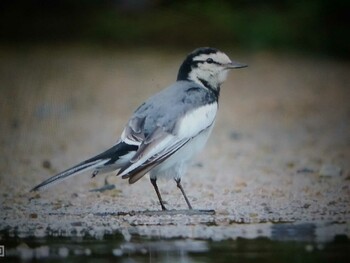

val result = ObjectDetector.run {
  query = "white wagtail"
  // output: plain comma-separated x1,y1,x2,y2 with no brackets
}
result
31,47,247,210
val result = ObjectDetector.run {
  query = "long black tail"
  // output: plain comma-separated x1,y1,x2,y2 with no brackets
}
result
30,142,138,192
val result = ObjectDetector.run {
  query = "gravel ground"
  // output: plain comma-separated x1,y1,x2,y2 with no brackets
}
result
0,46,349,243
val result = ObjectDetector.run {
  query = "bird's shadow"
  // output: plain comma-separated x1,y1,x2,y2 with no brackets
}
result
89,184,215,216
94,209,215,217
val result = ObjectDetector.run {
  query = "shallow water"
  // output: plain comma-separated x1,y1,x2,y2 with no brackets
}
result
2,222,349,262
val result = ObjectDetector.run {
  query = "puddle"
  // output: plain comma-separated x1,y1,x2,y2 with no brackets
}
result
1,222,349,262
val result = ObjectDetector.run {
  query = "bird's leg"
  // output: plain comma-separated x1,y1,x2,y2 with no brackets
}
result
175,178,193,210
150,178,167,211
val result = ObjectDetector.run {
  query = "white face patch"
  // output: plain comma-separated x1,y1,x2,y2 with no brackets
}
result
188,52,233,89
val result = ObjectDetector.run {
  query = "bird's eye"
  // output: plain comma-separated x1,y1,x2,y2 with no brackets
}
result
206,58,214,64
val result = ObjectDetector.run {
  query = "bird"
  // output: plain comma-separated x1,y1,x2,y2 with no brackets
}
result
31,47,247,210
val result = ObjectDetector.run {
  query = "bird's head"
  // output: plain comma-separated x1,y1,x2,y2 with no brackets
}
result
177,47,246,92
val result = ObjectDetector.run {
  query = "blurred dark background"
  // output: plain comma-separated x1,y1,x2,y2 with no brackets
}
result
0,0,349,58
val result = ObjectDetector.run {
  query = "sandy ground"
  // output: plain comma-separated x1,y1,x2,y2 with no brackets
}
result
0,46,349,242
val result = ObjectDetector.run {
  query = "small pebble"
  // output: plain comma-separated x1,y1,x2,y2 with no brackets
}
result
42,160,52,169
229,131,243,140
71,221,83,227
30,213,38,219
303,203,311,209
11,118,20,129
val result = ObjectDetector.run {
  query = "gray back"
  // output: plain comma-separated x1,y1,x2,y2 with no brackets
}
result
132,80,218,136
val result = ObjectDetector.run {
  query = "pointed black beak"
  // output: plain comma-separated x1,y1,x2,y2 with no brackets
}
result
226,61,248,69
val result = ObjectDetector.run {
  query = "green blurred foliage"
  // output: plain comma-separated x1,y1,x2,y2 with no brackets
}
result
0,0,349,58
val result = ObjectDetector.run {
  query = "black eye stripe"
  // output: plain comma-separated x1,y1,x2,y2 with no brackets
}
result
191,59,222,68
204,59,221,65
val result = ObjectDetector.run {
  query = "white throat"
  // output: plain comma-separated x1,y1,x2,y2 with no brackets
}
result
188,67,229,91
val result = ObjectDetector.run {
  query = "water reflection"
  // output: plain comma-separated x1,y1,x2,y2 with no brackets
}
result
1,222,349,262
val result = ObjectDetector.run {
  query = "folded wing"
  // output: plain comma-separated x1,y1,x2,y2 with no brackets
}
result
118,103,217,183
